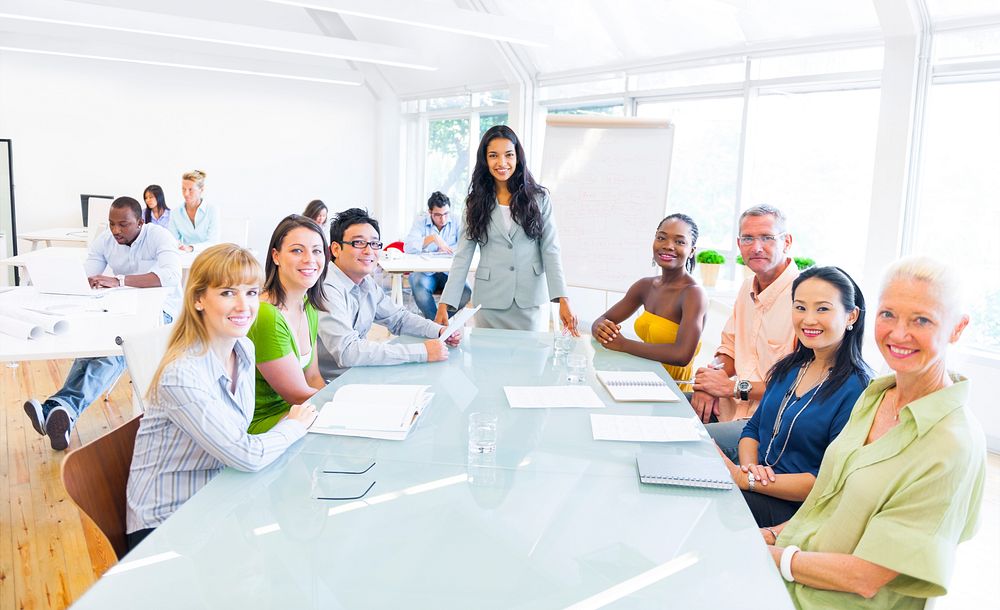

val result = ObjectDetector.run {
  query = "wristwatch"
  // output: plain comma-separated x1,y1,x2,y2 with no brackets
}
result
116,274,126,287
736,379,752,401
747,471,756,492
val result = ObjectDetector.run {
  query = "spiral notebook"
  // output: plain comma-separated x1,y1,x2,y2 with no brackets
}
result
596,370,678,402
636,453,734,490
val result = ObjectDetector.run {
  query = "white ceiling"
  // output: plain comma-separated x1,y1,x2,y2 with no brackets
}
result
1,0,998,98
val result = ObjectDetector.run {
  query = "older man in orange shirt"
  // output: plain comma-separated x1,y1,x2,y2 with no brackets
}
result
692,204,798,460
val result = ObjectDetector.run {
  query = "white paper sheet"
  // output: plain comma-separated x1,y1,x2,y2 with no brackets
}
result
0,314,44,340
504,385,605,409
438,304,481,343
590,414,702,442
311,385,432,440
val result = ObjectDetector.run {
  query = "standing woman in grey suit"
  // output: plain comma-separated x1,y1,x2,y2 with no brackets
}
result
435,125,579,334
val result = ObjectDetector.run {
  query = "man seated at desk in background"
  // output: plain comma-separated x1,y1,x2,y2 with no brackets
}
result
317,207,462,381
23,196,181,451
692,204,798,461
402,191,471,319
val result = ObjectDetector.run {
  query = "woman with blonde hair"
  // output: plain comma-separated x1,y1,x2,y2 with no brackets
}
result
762,256,985,609
125,244,316,551
168,169,220,252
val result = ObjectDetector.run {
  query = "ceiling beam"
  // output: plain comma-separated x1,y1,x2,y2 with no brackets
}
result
0,0,437,70
0,31,364,84
263,0,550,47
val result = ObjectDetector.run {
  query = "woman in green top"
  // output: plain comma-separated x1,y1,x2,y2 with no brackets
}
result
761,256,986,610
247,214,329,433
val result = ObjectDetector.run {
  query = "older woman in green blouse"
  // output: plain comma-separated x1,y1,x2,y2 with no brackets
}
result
761,256,986,609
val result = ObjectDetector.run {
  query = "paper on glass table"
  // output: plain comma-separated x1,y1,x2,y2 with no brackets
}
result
310,384,433,440
590,414,701,442
438,304,481,343
504,385,605,409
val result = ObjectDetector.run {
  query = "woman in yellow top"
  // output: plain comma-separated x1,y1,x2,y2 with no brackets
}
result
591,214,707,389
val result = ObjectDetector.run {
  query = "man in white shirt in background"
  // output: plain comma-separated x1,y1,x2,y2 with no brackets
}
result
402,191,471,319
23,196,181,451
317,207,461,382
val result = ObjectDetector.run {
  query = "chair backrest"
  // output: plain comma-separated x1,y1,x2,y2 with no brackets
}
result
117,325,173,415
86,196,114,245
220,216,250,247
61,415,143,560
384,240,405,253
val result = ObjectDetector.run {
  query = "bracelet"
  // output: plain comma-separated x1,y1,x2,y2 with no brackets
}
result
764,527,778,544
780,545,800,582
746,471,756,492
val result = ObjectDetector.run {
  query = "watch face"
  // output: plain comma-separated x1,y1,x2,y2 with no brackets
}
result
737,380,752,392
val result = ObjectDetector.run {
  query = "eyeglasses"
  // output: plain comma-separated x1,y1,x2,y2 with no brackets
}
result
430,212,450,219
338,240,383,251
316,461,376,501
738,234,784,246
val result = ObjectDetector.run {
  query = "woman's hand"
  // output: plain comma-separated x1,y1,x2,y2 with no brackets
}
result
745,463,776,487
559,298,579,337
285,402,318,428
591,318,621,345
434,304,450,326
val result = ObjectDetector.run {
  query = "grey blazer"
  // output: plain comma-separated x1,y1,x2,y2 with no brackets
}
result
441,193,569,310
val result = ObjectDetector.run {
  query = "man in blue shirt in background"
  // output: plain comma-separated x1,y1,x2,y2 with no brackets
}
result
403,191,471,319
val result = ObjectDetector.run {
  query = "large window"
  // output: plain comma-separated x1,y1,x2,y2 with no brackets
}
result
424,117,471,206
636,97,744,253
912,80,1000,351
742,88,881,277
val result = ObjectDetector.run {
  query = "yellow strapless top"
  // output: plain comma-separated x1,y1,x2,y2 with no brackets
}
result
634,310,700,390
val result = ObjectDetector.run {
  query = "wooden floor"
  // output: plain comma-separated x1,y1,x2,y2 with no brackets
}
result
1,354,998,609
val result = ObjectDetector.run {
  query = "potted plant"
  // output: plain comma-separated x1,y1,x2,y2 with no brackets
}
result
794,256,815,271
735,255,754,279
696,250,725,287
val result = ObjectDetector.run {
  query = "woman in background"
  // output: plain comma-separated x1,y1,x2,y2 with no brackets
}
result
591,213,706,390
436,125,578,334
142,184,171,229
169,169,220,252
764,257,985,609
125,244,316,550
303,200,328,227
720,266,871,527
247,214,328,433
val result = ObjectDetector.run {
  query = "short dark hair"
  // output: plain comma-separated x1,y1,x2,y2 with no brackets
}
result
263,214,329,312
329,208,380,258
427,191,450,210
111,196,142,220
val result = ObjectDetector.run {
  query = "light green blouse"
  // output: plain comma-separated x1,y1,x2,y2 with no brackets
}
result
777,374,985,610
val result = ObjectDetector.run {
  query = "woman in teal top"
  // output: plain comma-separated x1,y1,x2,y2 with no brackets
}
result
761,257,985,610
247,214,329,433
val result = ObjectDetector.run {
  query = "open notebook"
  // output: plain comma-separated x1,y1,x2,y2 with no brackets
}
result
596,370,679,402
311,384,432,440
636,453,734,490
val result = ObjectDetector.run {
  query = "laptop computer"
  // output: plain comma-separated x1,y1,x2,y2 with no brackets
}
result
26,257,121,297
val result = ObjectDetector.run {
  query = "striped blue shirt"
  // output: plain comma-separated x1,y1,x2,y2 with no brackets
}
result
125,338,307,533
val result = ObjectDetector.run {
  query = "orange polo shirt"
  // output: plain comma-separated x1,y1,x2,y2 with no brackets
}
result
715,259,798,419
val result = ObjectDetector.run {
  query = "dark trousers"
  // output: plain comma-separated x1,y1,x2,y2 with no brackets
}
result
127,527,155,551
742,490,802,527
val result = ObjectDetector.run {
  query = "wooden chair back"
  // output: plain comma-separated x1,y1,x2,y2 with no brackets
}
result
61,415,143,559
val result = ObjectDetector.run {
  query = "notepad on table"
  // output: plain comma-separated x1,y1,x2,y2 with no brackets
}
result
310,384,432,440
636,453,733,490
590,414,701,442
596,371,678,402
504,385,605,409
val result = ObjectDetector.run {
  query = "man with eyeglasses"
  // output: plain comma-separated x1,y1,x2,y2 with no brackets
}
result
692,204,799,461
316,207,462,382
402,191,472,319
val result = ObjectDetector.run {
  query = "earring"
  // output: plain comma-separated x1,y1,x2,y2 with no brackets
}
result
847,324,854,331
196,306,203,311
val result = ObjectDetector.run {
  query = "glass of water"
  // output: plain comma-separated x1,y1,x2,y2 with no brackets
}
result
565,353,588,383
552,333,573,359
468,412,498,454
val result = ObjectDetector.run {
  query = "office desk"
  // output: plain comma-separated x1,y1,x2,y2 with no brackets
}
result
378,252,478,306
0,246,197,281
0,287,168,362
18,226,89,250
71,329,793,609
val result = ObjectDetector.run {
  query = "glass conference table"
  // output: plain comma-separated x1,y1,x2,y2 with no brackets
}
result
71,328,794,609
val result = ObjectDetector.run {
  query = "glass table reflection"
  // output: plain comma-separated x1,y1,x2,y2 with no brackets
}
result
71,328,794,609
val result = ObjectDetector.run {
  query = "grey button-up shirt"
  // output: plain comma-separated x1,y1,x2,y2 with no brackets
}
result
317,263,442,381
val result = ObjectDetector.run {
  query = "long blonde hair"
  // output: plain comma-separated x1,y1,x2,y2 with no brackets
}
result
146,244,262,404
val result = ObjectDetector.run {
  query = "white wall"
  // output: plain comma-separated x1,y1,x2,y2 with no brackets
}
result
0,51,377,254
